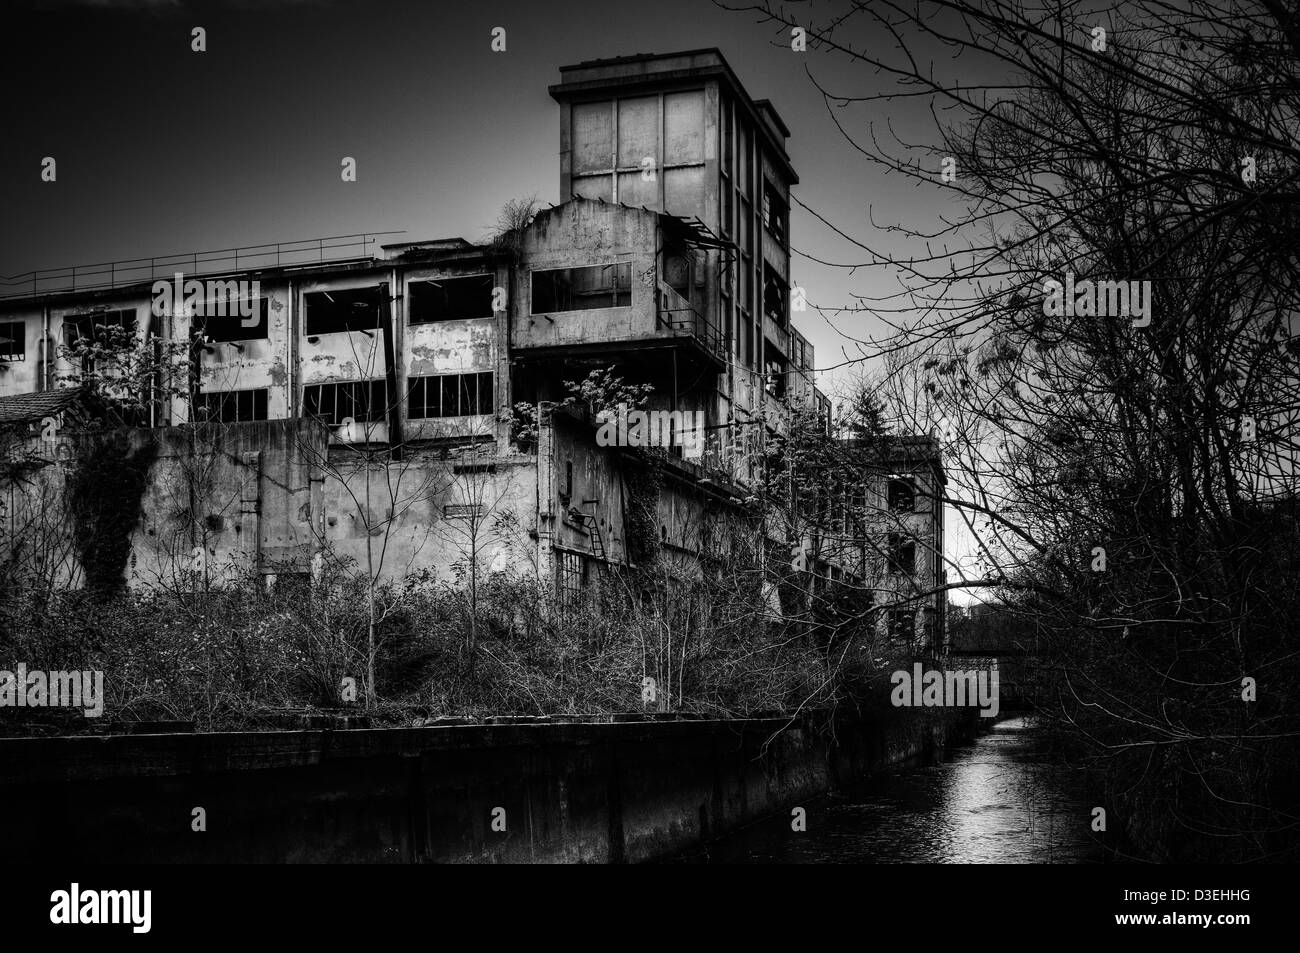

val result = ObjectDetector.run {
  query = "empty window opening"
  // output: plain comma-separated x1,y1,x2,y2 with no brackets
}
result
193,297,270,342
888,477,916,512
763,344,788,399
531,263,631,314
304,287,383,336
887,533,917,575
304,380,389,426
407,372,494,418
63,309,137,374
63,309,136,347
409,275,495,323
193,389,269,424
762,180,788,245
762,264,788,329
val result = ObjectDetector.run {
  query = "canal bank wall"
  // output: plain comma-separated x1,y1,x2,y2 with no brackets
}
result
0,708,979,863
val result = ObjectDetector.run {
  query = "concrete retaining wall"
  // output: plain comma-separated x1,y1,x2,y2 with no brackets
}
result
0,709,977,863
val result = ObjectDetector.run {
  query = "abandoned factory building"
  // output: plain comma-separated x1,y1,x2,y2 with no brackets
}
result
0,49,947,648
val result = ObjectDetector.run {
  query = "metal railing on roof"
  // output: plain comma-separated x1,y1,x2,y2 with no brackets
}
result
0,231,405,301
656,281,725,362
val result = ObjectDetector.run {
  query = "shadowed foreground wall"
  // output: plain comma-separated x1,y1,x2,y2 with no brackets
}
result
0,711,977,863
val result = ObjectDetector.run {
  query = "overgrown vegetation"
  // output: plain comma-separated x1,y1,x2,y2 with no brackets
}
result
0,559,907,734
0,368,914,733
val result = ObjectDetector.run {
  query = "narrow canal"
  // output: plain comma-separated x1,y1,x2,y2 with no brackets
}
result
674,715,1106,863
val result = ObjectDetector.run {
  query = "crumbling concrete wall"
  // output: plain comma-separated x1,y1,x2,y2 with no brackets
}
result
0,419,326,591
129,419,325,588
515,201,659,350
318,447,540,587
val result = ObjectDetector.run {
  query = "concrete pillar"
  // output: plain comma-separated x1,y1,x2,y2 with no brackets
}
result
536,401,557,594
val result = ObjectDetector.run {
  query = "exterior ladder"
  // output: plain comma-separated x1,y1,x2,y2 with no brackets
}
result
570,507,606,560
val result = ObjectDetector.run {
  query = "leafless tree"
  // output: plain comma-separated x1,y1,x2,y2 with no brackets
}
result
720,0,1300,859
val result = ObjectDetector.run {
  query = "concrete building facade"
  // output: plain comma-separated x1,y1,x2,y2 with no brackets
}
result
0,50,945,649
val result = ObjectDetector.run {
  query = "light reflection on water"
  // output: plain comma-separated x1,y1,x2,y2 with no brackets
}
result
675,715,1104,864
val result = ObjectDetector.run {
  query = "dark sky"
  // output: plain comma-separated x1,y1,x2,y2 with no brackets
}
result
0,0,971,392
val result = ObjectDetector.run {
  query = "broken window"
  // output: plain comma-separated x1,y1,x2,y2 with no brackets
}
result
193,297,269,343
407,372,494,418
192,388,269,424
762,264,788,328
303,287,383,336
762,180,788,245
850,485,868,541
62,309,137,374
763,343,787,399
303,380,389,425
408,275,495,323
888,477,916,512
0,321,25,361
62,309,136,347
887,533,917,575
531,263,631,314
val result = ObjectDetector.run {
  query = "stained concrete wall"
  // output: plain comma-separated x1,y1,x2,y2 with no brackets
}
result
514,201,660,351
320,449,540,585
187,280,295,420
0,709,977,863
129,419,325,586
1,418,544,591
0,419,327,591
538,405,751,576
130,419,543,588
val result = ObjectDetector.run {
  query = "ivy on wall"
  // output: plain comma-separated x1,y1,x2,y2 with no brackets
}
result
623,448,665,566
66,431,156,597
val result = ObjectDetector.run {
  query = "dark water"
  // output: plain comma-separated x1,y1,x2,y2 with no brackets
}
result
676,715,1105,863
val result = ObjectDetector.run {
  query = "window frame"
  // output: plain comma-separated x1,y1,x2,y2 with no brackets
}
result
406,371,495,419
192,388,270,424
762,179,789,245
407,274,496,324
303,287,384,337
192,296,270,343
530,262,632,315
0,321,25,362
887,532,917,575
888,477,917,513
302,379,390,426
